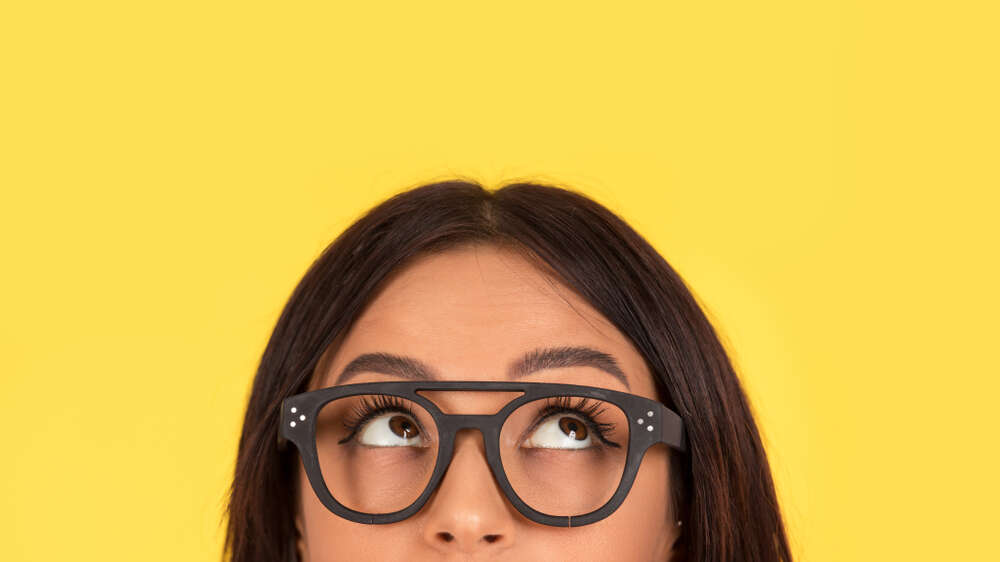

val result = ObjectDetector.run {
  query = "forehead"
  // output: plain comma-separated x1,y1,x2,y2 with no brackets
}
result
313,244,657,400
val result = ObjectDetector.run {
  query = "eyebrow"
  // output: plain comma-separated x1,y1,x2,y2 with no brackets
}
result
333,346,631,389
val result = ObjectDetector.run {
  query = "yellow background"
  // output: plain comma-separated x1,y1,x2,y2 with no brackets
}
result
2,1,997,560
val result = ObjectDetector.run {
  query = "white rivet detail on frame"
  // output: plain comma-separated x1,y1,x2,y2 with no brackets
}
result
647,411,654,417
637,418,644,424
290,421,296,428
299,414,306,421
291,407,297,413
647,425,653,432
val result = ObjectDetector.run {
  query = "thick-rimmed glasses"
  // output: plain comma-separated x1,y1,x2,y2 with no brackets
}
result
277,380,686,527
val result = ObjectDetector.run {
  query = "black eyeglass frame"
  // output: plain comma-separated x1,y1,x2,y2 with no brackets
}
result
277,380,687,527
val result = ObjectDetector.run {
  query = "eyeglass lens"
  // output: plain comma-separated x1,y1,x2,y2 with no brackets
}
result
313,393,630,517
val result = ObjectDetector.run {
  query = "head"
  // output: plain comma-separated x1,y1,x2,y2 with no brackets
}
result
224,180,792,561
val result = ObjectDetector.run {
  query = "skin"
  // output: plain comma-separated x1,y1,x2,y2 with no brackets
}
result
295,243,679,561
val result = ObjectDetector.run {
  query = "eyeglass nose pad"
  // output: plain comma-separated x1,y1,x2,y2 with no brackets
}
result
430,426,511,505
449,427,488,456
430,422,507,496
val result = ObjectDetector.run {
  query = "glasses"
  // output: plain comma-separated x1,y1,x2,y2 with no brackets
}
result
277,380,686,527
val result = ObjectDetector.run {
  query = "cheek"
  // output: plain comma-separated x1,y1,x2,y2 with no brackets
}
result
295,449,676,562
625,445,673,519
297,465,423,561
591,445,675,555
507,446,676,561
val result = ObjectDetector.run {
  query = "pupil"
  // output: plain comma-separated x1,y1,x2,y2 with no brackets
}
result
389,415,418,439
559,417,588,440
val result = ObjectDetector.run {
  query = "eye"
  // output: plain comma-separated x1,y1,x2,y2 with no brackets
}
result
523,414,593,450
357,413,424,447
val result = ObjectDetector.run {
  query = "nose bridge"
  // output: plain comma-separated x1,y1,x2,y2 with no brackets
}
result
446,413,499,431
422,415,516,552
440,414,498,456
437,415,502,480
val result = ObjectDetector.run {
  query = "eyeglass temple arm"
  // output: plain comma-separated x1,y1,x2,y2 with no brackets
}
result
276,400,290,451
658,403,688,453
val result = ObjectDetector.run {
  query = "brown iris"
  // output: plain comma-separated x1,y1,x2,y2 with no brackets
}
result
558,416,588,440
388,415,419,439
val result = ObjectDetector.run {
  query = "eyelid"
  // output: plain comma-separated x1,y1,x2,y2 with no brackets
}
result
518,397,620,449
357,411,426,447
339,395,429,445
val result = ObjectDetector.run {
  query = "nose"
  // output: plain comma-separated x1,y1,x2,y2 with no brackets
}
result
420,428,516,554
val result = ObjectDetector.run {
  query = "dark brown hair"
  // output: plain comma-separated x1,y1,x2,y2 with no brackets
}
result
223,179,793,561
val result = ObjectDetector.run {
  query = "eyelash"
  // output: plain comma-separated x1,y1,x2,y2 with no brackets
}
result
530,396,621,449
338,395,620,448
338,395,425,445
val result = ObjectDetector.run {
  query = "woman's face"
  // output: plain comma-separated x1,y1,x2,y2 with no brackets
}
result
296,244,679,561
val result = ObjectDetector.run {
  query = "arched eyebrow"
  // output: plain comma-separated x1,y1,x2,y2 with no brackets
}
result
333,345,631,389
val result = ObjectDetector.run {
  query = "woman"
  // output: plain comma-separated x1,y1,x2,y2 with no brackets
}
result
224,180,793,561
